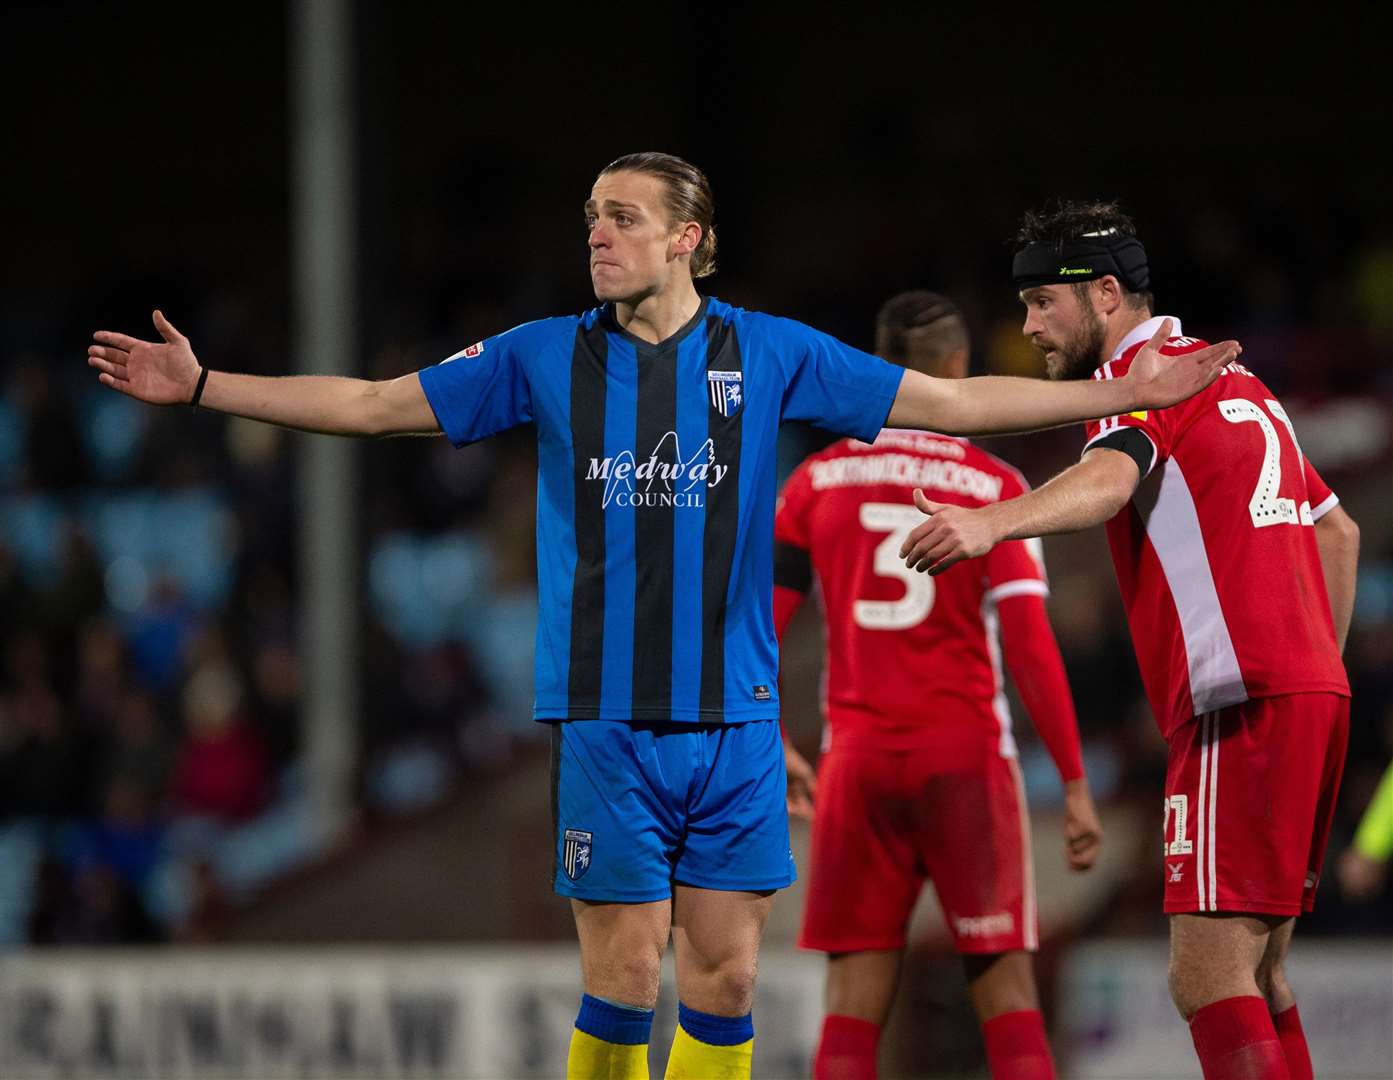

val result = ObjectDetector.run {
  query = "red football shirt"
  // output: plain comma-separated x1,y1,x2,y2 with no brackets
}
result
774,430,1050,759
1082,316,1350,737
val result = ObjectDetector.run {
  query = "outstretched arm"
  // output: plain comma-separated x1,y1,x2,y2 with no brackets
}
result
88,311,439,437
885,319,1239,435
900,448,1140,574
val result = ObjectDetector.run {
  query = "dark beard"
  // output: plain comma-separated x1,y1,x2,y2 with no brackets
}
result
1046,307,1108,381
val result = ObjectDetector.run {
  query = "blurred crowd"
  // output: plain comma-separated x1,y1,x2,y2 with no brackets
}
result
2,192,1392,948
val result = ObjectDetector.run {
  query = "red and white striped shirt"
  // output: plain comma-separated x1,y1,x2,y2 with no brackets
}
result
1083,316,1349,737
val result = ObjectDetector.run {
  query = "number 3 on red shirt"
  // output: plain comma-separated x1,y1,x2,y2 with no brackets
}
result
853,502,937,630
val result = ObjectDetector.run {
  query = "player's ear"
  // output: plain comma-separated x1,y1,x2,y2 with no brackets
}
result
1096,275,1124,316
672,220,702,259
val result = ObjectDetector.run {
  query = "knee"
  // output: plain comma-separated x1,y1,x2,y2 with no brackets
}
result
709,959,758,1014
584,950,663,1008
1168,955,1204,1022
684,955,758,1015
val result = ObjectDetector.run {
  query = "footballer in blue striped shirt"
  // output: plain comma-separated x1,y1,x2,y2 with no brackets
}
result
89,152,1239,1078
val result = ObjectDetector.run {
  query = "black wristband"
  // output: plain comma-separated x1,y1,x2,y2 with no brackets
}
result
189,366,210,408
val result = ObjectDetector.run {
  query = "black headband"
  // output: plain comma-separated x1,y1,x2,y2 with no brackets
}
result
1012,229,1150,293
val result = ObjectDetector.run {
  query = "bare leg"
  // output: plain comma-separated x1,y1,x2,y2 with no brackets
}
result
1255,917,1297,1014
964,952,1055,1080
1170,913,1290,1080
962,950,1040,1022
572,897,672,1009
824,949,903,1026
1259,918,1313,1080
669,884,774,1015
1168,912,1274,1020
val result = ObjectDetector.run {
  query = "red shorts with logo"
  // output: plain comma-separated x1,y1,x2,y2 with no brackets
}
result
1162,692,1348,916
798,745,1036,955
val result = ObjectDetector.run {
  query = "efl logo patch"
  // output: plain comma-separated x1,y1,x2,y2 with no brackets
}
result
442,341,485,364
563,828,592,881
708,370,743,417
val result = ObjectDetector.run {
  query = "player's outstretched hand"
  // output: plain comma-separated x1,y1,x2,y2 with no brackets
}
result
1125,317,1241,411
1063,778,1103,872
88,310,201,405
899,489,1000,575
784,740,817,822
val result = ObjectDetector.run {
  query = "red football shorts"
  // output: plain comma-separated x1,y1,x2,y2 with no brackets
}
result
1162,692,1348,916
798,746,1036,955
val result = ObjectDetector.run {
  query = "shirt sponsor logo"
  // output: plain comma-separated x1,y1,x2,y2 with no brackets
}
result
563,828,592,881
586,432,729,509
809,454,1004,502
951,911,1014,938
708,370,744,417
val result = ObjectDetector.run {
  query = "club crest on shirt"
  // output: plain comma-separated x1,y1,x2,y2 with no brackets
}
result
563,828,592,881
708,369,743,417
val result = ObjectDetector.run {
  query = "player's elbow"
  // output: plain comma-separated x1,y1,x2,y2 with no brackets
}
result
1095,458,1141,521
357,383,393,437
1104,488,1133,521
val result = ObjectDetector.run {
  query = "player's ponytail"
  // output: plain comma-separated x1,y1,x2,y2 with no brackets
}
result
600,152,718,279
692,223,717,280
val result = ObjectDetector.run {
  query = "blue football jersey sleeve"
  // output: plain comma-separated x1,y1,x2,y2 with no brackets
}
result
772,317,904,441
417,322,543,446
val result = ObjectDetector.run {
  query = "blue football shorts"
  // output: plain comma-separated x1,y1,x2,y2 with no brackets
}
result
550,718,796,902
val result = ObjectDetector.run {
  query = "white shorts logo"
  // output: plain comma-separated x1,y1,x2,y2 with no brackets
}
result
951,912,1014,938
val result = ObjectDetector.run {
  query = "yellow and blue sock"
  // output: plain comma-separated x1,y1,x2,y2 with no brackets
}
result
567,994,654,1080
663,1002,754,1079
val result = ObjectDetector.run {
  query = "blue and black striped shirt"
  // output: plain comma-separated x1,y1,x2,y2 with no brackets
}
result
418,296,903,724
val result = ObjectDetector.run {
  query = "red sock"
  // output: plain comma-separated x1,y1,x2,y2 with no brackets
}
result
813,1014,879,1080
1272,1005,1312,1080
981,1009,1056,1080
1189,996,1290,1080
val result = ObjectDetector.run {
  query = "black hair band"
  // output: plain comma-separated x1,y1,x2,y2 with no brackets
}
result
189,366,210,408
1012,234,1150,293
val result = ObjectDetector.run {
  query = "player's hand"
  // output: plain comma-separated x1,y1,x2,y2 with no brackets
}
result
1335,846,1386,901
88,310,202,405
1124,317,1241,410
899,489,1000,575
784,740,817,821
1063,778,1103,872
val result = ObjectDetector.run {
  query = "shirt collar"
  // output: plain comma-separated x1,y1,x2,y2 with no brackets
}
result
1111,315,1183,362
